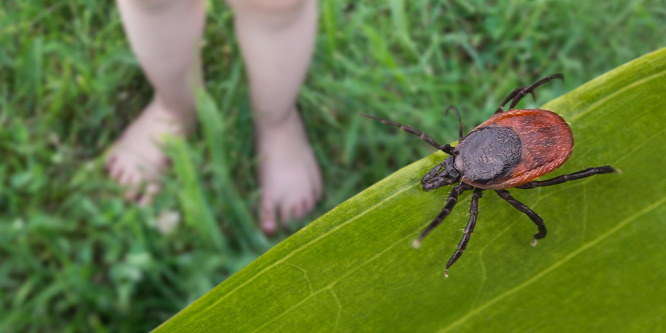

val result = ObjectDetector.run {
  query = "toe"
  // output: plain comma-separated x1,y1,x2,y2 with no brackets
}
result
122,172,140,200
137,183,161,207
279,202,292,225
121,172,135,186
109,164,123,181
105,154,117,169
260,202,278,235
292,200,306,221
291,199,309,221
124,185,140,202
302,198,314,218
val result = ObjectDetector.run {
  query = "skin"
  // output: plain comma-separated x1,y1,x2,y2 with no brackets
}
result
108,0,322,233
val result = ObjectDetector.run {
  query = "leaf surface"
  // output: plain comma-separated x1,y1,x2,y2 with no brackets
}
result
155,48,666,332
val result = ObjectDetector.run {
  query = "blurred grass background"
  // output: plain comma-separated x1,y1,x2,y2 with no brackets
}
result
0,0,663,331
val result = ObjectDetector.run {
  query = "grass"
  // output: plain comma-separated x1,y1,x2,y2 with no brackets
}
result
1,0,664,331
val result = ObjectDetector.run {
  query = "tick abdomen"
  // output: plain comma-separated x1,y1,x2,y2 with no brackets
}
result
459,109,574,189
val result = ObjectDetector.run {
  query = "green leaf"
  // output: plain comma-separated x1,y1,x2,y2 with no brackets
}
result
155,48,666,332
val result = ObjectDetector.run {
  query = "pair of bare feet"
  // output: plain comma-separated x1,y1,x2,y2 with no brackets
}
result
105,97,322,234
110,0,321,234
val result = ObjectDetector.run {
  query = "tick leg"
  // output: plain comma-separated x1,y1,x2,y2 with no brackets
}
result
517,165,616,189
412,183,471,248
445,105,463,141
421,160,448,191
495,189,546,246
359,114,454,154
494,87,536,114
508,73,564,109
494,73,564,113
445,187,483,278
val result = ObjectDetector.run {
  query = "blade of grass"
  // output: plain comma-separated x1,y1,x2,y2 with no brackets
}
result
167,137,228,253
196,90,270,251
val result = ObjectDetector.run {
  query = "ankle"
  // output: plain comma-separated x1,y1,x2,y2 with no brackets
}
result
147,96,196,132
253,106,301,133
255,116,302,147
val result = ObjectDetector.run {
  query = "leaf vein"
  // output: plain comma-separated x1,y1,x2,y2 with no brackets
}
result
568,70,665,122
204,184,416,313
439,195,666,333
329,289,342,332
253,231,417,331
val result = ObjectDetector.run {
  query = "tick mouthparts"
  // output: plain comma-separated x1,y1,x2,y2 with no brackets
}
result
411,239,421,249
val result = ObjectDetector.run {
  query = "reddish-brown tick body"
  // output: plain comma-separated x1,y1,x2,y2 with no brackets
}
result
456,109,573,190
361,74,615,277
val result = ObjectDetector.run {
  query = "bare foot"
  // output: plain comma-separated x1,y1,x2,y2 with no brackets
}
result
256,110,323,234
105,98,192,205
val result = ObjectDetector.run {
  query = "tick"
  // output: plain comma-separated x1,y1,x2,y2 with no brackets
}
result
362,74,616,277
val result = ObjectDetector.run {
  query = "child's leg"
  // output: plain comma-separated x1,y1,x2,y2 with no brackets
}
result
108,0,205,205
227,0,322,234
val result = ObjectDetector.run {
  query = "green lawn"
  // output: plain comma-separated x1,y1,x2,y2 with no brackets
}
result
1,0,664,331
